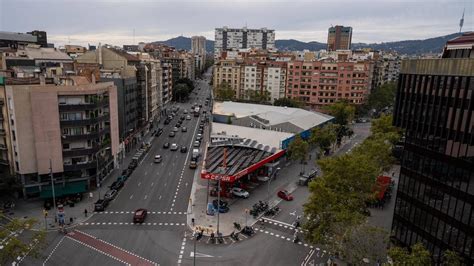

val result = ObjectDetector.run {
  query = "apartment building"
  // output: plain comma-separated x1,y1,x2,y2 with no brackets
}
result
286,60,371,110
214,27,275,58
0,81,14,186
372,53,401,88
392,33,474,264
327,25,353,51
3,77,119,198
192,36,206,71
213,59,287,103
161,62,173,104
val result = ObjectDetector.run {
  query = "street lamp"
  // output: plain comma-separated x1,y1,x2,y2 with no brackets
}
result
49,159,57,223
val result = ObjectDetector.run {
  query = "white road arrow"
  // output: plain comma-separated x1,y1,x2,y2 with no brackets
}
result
190,252,214,258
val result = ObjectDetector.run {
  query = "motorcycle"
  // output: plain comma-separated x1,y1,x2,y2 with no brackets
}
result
233,222,241,230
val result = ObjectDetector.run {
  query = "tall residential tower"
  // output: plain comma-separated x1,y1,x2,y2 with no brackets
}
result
214,27,275,58
327,25,352,51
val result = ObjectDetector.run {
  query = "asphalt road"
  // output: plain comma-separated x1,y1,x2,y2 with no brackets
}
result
25,69,372,266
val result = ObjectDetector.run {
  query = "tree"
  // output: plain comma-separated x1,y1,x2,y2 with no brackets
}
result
370,114,401,144
244,90,270,104
172,83,191,102
443,250,462,266
0,216,47,264
287,135,309,163
324,100,355,126
309,123,337,155
273,98,302,108
214,82,235,101
366,82,397,112
303,152,380,246
388,243,432,265
340,224,389,264
175,77,194,91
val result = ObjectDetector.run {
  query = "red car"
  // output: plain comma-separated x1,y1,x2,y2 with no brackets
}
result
133,208,148,223
277,190,294,201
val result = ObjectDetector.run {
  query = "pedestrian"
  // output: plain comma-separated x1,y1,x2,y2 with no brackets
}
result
69,217,73,224
84,209,88,217
191,218,195,227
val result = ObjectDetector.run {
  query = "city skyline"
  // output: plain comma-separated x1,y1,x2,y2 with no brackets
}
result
0,0,472,47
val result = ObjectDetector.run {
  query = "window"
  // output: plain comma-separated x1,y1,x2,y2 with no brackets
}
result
62,143,70,150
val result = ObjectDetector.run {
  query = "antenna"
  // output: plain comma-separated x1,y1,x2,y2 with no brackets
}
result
459,8,465,33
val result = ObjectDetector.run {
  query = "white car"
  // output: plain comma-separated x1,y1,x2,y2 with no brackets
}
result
170,143,178,151
186,115,191,120
154,155,162,163
231,187,249,198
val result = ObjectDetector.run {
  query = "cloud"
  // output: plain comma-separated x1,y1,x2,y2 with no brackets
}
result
0,0,472,47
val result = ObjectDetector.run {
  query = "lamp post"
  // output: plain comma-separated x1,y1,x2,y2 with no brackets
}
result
193,231,197,266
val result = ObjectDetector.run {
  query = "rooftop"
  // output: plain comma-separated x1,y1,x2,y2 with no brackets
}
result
24,46,72,61
213,101,333,133
0,31,37,43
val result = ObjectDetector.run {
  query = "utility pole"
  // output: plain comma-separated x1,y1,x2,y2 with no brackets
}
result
50,159,57,223
217,147,227,235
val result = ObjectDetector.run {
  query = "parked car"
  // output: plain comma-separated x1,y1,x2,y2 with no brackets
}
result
163,142,170,149
121,169,133,178
181,127,187,132
170,143,178,151
231,187,249,198
180,146,188,153
180,116,185,121
298,169,318,186
154,155,162,163
277,190,294,201
257,176,270,182
183,109,188,114
189,160,197,169
117,175,128,182
94,199,109,212
109,180,124,190
212,199,228,209
193,141,200,147
196,134,202,141
173,127,179,132
155,128,163,136
169,131,176,137
128,161,138,170
133,208,148,223
186,115,191,120
104,189,118,201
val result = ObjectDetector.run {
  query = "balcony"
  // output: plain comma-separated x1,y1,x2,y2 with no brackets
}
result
63,146,99,157
58,98,109,112
63,162,96,172
0,98,4,105
60,114,110,126
62,128,110,141
0,129,5,135
0,144,6,150
0,158,8,165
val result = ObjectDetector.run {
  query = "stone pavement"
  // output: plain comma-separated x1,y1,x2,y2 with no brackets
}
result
4,129,156,232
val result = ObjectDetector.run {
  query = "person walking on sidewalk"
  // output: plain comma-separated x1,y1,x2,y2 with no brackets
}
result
84,209,88,217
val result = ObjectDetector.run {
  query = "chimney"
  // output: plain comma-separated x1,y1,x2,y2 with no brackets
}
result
98,43,103,66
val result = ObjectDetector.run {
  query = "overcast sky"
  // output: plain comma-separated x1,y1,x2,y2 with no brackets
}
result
0,0,472,47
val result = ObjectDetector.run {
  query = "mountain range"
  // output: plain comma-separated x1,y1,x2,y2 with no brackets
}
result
153,32,463,55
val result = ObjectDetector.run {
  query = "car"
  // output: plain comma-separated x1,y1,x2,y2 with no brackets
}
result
133,208,148,223
257,176,270,182
189,160,197,169
176,122,182,128
277,190,294,201
128,161,138,170
181,127,187,132
186,115,191,120
199,104,202,108
155,128,163,136
193,141,200,147
231,187,249,198
173,127,179,132
154,155,162,163
196,134,203,141
94,199,109,212
169,131,175,137
180,146,188,153
170,143,178,151
164,119,170,125
121,169,133,178
298,169,318,186
212,199,228,209
217,205,229,213
183,109,188,114
180,116,185,121
110,180,124,190
104,189,118,201
163,142,170,149
198,129,203,135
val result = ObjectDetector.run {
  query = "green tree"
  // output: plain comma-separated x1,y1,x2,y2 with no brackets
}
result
309,123,337,155
273,98,302,108
352,134,395,172
303,152,379,246
367,82,397,112
175,77,194,91
214,82,235,101
340,224,389,264
287,135,309,163
172,83,191,102
388,242,432,265
244,90,270,103
443,250,462,266
370,114,401,144
0,216,47,264
324,100,355,126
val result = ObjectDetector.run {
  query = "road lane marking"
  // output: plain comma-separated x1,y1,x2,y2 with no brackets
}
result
130,195,133,199
151,182,154,186
138,182,141,186
144,195,148,200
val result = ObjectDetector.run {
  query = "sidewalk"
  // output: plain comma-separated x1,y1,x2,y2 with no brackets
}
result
5,129,156,232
